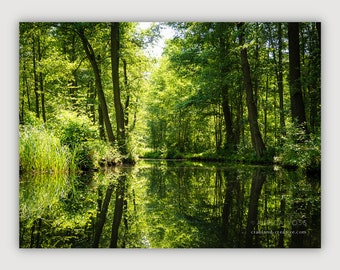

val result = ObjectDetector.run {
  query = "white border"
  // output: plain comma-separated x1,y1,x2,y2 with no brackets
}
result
2,1,339,270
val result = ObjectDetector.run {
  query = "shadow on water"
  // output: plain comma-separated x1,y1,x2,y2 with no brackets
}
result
19,160,320,248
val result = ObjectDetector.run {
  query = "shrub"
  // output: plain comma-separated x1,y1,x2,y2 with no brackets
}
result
88,140,122,167
50,110,98,149
49,110,99,170
70,143,95,171
278,124,321,170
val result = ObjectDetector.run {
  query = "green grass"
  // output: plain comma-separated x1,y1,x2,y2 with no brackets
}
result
19,125,73,174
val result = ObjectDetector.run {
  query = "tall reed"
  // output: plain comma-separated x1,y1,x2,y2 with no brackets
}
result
19,125,73,174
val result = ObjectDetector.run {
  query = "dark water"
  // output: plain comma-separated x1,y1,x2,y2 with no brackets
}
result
19,160,321,248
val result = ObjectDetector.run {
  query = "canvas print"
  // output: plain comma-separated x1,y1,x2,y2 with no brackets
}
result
19,22,321,248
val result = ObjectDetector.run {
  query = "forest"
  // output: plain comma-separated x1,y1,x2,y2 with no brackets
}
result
19,22,321,171
19,22,321,248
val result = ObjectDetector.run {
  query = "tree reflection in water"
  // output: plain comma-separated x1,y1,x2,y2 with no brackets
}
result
19,160,320,248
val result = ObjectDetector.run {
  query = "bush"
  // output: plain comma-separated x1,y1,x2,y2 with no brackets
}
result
70,143,95,171
278,124,321,170
89,140,122,167
50,110,97,149
49,110,99,170
19,110,126,173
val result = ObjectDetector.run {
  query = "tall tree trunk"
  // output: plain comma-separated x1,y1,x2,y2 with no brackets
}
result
20,85,25,124
235,83,244,145
288,23,307,130
69,33,79,110
237,23,266,157
37,37,46,122
221,87,235,148
218,23,236,149
253,35,260,107
23,61,31,111
111,22,127,154
277,23,285,135
77,28,116,144
308,23,321,133
87,80,96,123
98,103,106,141
268,22,286,136
20,60,30,123
264,74,269,143
32,36,40,119
122,59,130,128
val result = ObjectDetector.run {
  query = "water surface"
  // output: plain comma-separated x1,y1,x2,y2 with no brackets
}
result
19,159,321,248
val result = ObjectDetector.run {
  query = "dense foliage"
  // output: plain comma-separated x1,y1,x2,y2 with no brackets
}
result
19,22,321,248
19,22,321,171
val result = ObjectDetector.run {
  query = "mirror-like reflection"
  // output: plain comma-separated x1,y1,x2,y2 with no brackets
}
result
19,160,320,248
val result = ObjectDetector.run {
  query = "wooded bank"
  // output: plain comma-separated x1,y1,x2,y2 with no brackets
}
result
19,22,321,172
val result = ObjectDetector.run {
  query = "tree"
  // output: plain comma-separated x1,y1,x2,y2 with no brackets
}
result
111,22,127,154
266,23,286,136
237,23,266,157
18,22,321,165
288,23,307,130
31,28,40,119
75,24,116,144
217,23,236,149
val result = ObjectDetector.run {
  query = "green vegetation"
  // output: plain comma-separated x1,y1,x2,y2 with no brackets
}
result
19,161,320,248
19,111,123,174
19,124,72,174
19,22,320,172
277,123,321,171
19,22,321,248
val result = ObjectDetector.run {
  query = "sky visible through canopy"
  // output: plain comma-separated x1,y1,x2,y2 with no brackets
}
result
138,22,175,58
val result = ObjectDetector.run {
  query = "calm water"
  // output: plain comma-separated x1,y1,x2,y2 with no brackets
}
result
19,159,321,248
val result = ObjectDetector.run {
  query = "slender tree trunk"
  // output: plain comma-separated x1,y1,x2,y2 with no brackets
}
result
40,74,46,122
218,23,236,149
253,37,260,107
77,28,116,144
98,103,106,141
308,23,321,133
235,83,243,145
111,22,127,154
32,36,40,118
37,37,46,122
264,74,268,143
20,89,25,124
69,34,79,109
237,23,266,157
288,23,307,130
24,62,31,111
277,23,285,135
20,63,25,123
87,80,96,123
122,59,130,128
266,22,286,143
221,87,235,148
